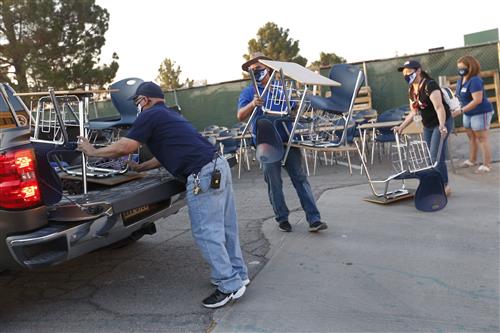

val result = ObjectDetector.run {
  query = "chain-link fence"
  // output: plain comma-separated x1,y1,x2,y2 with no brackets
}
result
350,42,499,129
93,42,498,131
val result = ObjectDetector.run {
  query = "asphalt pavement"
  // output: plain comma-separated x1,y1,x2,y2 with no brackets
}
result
212,129,500,332
0,130,498,333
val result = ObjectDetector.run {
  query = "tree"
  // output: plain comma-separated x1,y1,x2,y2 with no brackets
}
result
157,57,193,90
0,0,118,92
309,52,347,70
244,22,307,67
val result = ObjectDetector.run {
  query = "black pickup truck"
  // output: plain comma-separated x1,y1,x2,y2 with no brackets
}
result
0,83,218,270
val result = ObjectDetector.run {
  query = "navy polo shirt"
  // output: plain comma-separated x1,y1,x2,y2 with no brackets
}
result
238,83,293,144
126,102,216,178
456,76,493,116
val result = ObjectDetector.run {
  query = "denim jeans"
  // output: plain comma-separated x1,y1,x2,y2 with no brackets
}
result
262,147,321,225
186,157,248,294
422,116,453,185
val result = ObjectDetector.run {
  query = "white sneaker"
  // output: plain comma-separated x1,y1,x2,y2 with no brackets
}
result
232,285,246,300
459,159,476,168
475,165,491,173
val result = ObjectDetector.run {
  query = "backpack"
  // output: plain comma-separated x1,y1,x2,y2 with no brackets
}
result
440,86,461,111
424,80,461,111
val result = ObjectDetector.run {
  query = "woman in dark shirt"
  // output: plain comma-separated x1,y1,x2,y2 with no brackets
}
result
393,60,453,196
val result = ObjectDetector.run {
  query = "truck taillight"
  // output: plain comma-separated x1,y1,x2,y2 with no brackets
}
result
0,148,42,209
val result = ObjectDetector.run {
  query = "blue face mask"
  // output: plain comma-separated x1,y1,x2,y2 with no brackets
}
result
458,68,468,77
404,71,417,84
253,68,268,82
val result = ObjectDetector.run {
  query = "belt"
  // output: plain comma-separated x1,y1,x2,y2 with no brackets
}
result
191,152,221,177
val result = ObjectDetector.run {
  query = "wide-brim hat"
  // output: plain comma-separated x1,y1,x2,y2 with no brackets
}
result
241,52,272,71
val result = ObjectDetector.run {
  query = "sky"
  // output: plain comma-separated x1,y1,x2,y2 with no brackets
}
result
95,0,499,86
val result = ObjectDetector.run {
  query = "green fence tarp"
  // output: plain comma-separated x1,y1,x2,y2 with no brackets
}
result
95,43,499,131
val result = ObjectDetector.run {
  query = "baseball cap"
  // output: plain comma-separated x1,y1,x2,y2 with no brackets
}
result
127,81,164,100
397,60,421,72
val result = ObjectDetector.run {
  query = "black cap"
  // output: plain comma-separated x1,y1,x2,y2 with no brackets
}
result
397,60,421,72
127,81,164,100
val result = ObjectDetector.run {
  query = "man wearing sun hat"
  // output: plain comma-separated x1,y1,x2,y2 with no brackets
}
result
237,52,328,233
78,81,249,309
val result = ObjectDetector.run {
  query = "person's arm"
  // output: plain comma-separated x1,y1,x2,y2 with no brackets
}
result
429,90,447,135
127,157,161,172
459,90,483,114
237,94,263,121
77,136,140,158
393,104,416,134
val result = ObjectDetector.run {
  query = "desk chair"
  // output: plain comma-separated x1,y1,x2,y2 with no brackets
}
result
371,108,406,164
308,64,365,147
89,78,144,130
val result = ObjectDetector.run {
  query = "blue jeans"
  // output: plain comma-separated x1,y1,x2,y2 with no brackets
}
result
186,157,248,294
262,147,321,225
422,116,453,185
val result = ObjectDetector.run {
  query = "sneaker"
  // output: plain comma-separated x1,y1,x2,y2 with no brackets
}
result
475,165,491,173
459,159,476,168
278,221,292,232
202,285,247,308
232,285,246,300
211,278,250,287
309,221,328,232
202,289,233,308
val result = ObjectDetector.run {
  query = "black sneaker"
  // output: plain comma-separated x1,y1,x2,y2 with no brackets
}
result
309,221,328,232
202,289,233,308
201,285,246,309
278,221,292,232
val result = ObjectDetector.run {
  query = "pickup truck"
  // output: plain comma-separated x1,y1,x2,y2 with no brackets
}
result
0,82,230,270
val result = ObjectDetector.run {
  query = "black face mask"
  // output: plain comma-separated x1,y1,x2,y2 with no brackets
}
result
458,68,469,77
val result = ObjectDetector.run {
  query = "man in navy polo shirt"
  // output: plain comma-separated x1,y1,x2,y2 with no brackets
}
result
77,81,248,309
237,53,327,233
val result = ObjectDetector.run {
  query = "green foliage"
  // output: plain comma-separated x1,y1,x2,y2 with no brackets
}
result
309,52,347,70
244,22,307,66
0,0,118,92
157,57,193,90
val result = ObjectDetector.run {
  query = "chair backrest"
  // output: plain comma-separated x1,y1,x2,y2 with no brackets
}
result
377,108,405,122
110,78,144,124
328,64,366,112
204,124,220,134
376,108,406,136
327,64,365,146
217,129,232,137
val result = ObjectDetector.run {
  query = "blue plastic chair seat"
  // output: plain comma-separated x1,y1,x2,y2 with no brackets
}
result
375,132,395,142
308,95,346,115
393,167,447,212
255,117,284,163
